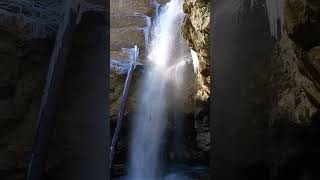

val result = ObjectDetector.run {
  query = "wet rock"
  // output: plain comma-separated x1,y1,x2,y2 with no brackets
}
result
180,0,210,159
110,0,155,16
181,0,210,104
284,0,320,49
181,0,210,71
0,25,51,179
110,69,140,123
156,0,171,5
111,14,149,28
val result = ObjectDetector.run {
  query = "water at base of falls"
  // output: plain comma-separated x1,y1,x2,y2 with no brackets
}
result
114,165,209,180
126,0,193,179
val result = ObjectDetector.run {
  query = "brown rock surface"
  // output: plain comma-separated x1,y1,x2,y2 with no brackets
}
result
181,0,210,156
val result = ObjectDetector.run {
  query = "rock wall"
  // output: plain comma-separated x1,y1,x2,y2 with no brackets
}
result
265,0,320,178
109,0,154,166
181,0,211,162
213,0,320,179
0,27,52,180
0,1,106,179
272,0,320,124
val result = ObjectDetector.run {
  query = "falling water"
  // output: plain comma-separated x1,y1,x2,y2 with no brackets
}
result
127,0,189,179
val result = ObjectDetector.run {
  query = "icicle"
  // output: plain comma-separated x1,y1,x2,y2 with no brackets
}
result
143,15,151,50
217,0,285,38
191,49,199,73
265,0,284,38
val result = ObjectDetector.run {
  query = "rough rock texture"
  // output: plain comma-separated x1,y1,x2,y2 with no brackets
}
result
268,0,320,126
110,0,153,64
265,1,320,178
110,0,153,124
181,0,210,160
0,27,52,180
182,0,210,79
0,1,106,179
213,0,320,179
109,0,153,166
0,0,105,40
111,0,155,16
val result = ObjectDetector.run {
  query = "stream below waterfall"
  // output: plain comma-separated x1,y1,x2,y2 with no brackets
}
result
114,165,209,180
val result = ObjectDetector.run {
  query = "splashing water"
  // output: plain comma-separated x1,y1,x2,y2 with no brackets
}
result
127,0,190,179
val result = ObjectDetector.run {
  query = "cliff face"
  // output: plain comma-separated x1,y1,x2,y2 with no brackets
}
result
212,0,320,179
0,0,55,177
271,0,320,124
0,1,106,179
181,0,211,161
0,30,52,180
182,0,210,79
266,1,320,178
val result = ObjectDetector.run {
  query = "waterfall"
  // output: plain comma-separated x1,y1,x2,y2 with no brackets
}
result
127,0,189,179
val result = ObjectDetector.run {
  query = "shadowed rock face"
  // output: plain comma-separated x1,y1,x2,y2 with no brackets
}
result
45,11,108,180
266,2,320,178
213,0,320,179
0,1,107,179
0,1,57,179
0,0,106,40
0,24,52,180
181,0,211,163
264,0,320,125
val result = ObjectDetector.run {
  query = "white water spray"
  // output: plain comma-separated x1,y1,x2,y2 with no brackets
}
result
127,0,189,179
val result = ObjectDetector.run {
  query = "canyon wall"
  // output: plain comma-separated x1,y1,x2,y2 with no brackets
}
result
181,0,211,156
0,1,106,179
213,0,320,179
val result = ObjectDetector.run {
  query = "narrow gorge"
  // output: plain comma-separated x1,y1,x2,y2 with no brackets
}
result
0,0,319,180
110,0,210,179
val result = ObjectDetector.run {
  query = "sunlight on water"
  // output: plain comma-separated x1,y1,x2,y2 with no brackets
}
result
127,0,190,179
